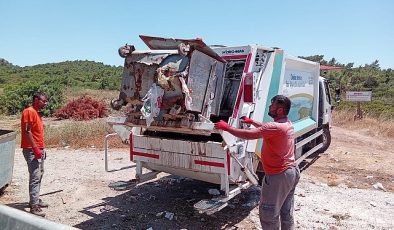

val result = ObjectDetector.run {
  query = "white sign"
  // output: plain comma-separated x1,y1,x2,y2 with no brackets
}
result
346,91,372,102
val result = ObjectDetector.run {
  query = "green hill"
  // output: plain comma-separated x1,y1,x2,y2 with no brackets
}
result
0,59,123,115
0,57,393,119
0,59,123,90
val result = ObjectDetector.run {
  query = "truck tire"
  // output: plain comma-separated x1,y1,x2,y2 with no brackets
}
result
318,127,331,153
0,184,8,195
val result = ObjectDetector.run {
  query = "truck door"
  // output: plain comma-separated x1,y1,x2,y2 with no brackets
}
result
319,78,332,127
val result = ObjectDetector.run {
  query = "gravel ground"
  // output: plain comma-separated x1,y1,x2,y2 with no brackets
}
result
1,126,394,229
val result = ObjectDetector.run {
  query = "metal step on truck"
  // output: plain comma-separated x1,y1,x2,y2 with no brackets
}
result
106,35,333,214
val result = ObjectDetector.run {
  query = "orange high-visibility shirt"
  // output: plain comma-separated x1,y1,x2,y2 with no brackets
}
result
21,106,45,148
258,118,295,175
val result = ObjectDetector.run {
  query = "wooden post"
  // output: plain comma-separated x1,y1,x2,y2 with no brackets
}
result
355,102,363,120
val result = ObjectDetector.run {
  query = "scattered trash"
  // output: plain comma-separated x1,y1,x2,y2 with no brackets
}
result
126,195,137,203
370,201,377,207
108,180,137,191
156,212,164,217
164,211,174,220
372,182,387,192
208,189,220,196
332,213,351,221
146,227,153,230
366,175,374,179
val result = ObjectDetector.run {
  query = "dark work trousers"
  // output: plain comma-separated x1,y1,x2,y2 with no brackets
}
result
259,165,300,230
23,148,45,206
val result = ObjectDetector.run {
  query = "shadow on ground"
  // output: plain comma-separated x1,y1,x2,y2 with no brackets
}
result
74,175,260,230
299,153,322,172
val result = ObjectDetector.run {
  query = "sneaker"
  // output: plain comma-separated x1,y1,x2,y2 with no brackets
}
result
29,199,49,208
38,199,49,208
30,205,46,217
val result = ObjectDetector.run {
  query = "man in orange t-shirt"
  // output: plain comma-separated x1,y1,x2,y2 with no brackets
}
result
215,95,300,230
21,91,49,217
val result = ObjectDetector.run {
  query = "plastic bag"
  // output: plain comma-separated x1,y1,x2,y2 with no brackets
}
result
179,77,192,111
141,83,164,126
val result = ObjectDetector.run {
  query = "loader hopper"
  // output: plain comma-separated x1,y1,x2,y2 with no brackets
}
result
110,35,226,134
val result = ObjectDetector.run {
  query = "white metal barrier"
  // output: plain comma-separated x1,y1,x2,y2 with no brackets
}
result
0,204,79,230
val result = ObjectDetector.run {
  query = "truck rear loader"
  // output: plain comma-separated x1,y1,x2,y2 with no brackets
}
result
106,35,333,214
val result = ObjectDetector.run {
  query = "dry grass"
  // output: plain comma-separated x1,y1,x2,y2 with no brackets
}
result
4,104,392,150
44,118,125,149
65,89,119,104
333,110,394,138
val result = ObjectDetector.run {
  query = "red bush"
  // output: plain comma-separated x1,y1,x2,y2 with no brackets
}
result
54,96,108,120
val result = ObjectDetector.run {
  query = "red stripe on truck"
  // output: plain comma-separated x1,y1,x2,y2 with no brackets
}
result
227,150,231,175
194,160,225,168
222,54,247,60
133,152,160,159
129,133,133,161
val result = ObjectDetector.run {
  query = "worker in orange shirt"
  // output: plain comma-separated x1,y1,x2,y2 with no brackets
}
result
215,95,300,230
21,92,49,217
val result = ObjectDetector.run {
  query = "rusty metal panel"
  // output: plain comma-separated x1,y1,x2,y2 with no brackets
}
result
120,60,157,104
139,35,226,63
187,50,225,114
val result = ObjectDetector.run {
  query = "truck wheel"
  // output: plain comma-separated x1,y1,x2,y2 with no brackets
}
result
318,127,331,153
0,184,8,195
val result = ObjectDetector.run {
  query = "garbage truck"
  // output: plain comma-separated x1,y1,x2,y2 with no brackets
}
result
106,35,333,214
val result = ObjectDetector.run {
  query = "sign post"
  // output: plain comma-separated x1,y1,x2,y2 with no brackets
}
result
346,91,372,120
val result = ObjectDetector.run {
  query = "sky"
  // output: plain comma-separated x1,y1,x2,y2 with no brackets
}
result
1,0,393,69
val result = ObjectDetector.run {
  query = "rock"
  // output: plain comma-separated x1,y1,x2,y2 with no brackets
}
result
297,193,306,197
370,201,377,207
372,182,387,192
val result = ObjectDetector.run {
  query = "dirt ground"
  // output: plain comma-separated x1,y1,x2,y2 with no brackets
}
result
1,126,394,230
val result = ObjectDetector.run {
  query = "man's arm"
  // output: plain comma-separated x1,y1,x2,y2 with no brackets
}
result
241,117,263,128
214,120,263,140
24,123,37,147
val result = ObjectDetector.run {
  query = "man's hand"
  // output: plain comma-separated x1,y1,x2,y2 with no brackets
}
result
32,146,42,160
240,116,254,124
214,120,230,131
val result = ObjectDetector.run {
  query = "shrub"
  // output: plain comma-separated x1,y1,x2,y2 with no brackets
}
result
53,96,107,120
0,81,64,116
